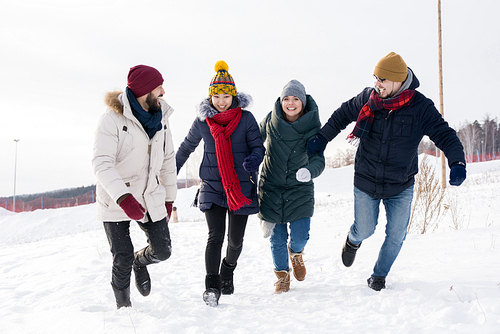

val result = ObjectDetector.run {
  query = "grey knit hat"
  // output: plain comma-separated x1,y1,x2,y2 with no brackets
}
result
280,79,307,108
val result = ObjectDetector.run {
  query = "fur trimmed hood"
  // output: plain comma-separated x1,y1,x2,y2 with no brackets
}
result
196,92,252,122
105,91,124,114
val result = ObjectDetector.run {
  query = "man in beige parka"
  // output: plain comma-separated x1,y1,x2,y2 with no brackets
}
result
92,65,177,309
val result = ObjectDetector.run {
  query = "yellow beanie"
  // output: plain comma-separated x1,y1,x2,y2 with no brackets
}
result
209,60,237,97
373,52,408,82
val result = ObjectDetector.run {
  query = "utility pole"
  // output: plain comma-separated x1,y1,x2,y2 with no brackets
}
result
13,139,20,212
185,159,189,188
437,0,447,188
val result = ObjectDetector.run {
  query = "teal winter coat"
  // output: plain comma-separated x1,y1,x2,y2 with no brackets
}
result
258,95,325,224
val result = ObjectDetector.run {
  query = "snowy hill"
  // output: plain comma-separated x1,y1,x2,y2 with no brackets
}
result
1,158,499,333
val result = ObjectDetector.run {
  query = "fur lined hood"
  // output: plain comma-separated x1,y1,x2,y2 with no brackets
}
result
196,92,252,122
104,90,173,118
104,91,124,114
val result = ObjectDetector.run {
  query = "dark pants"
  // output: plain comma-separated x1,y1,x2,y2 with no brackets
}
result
103,215,171,290
204,204,248,274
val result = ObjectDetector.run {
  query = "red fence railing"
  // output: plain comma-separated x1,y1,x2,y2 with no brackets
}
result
465,153,499,163
423,149,499,164
1,191,95,212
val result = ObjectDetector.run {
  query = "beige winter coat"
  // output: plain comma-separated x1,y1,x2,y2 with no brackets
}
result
92,90,177,222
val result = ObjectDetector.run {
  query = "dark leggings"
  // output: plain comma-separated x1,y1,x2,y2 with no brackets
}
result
204,204,248,275
103,215,171,290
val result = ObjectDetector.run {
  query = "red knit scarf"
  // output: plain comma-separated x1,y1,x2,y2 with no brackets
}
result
206,107,251,211
347,89,415,146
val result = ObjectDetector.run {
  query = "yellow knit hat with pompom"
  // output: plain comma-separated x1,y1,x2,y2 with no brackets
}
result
209,60,237,97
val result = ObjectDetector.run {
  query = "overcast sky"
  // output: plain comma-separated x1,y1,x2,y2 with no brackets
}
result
1,0,499,197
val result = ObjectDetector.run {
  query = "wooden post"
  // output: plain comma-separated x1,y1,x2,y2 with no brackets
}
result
438,0,447,188
172,206,178,223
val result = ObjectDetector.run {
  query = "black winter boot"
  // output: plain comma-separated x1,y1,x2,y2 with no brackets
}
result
220,258,237,295
133,249,151,297
341,235,361,267
111,283,131,309
203,274,221,307
367,276,386,291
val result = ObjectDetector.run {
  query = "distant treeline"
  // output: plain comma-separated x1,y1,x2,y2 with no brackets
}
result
419,114,500,163
3,185,96,202
3,179,200,203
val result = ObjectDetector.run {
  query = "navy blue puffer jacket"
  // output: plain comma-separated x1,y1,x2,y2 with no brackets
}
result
176,93,265,214
319,69,465,199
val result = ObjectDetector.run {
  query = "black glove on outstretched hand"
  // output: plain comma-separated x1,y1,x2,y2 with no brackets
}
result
243,153,261,172
306,134,328,157
449,162,466,186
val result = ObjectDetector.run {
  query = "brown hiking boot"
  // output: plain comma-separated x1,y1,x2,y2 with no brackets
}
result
274,270,290,294
289,247,306,281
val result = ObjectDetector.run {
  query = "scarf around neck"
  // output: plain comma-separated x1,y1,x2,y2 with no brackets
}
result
346,88,415,146
206,107,251,211
126,87,163,139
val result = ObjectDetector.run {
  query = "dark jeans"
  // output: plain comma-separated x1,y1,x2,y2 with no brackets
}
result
204,204,248,275
103,215,171,290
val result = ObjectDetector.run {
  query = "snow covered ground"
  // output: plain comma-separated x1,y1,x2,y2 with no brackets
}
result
1,157,499,333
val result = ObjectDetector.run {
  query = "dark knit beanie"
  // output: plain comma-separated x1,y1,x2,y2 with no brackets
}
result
209,60,237,97
280,79,307,108
127,65,164,98
373,52,408,82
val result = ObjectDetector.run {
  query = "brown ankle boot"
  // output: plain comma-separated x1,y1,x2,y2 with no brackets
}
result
289,247,306,281
274,270,290,294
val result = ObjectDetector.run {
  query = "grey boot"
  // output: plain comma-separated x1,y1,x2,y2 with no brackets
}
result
203,274,221,307
133,249,152,297
111,283,131,309
220,258,237,295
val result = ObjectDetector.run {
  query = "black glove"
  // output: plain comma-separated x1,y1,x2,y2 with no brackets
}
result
306,134,328,157
243,153,260,172
449,162,466,186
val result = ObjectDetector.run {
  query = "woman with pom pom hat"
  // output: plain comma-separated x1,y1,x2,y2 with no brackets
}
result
258,80,325,293
176,60,265,306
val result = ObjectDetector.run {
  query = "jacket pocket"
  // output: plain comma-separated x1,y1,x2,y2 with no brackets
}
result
392,115,413,138
97,187,112,208
117,128,134,161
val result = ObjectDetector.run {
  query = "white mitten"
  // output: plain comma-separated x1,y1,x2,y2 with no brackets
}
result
260,220,276,238
296,168,311,182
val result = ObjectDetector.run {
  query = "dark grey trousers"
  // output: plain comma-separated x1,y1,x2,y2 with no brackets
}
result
103,215,171,290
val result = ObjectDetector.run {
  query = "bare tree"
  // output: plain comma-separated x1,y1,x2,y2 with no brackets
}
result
482,115,498,158
457,120,476,161
179,143,203,187
456,115,499,162
325,148,356,169
408,155,446,234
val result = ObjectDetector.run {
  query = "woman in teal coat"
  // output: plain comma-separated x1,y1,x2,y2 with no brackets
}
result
258,80,325,293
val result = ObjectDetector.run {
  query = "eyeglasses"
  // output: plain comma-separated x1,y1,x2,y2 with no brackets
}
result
373,75,386,83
